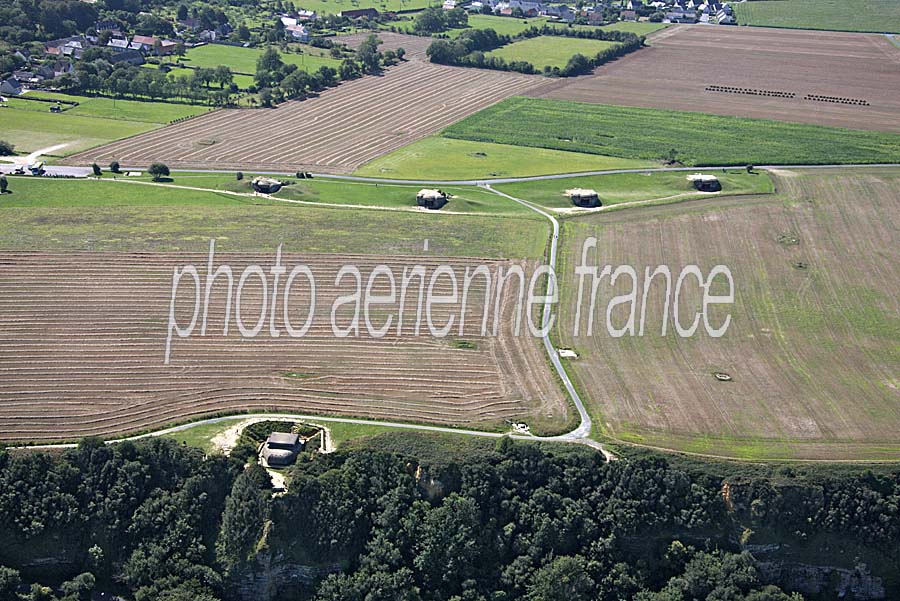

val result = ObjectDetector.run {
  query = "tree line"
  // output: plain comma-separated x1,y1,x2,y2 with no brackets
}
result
426,26,644,77
1,433,898,600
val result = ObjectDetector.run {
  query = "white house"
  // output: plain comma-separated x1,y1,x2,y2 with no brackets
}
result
286,24,310,42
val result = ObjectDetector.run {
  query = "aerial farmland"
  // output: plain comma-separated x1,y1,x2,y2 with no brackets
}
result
1,0,899,598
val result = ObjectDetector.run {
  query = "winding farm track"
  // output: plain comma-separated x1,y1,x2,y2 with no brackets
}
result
64,60,552,173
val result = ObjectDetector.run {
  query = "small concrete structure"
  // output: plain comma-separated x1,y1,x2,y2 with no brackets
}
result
416,188,448,210
565,188,601,208
251,177,283,194
687,173,722,192
260,432,303,467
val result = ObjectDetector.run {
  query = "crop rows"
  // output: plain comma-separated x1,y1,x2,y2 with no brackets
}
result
532,25,900,133
66,61,549,173
0,252,566,442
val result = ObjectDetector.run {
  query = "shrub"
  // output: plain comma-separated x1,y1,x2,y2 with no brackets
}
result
236,171,244,181
109,161,120,173
148,163,170,181
91,163,102,176
0,140,14,156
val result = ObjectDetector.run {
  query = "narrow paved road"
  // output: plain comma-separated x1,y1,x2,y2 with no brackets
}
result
177,163,900,187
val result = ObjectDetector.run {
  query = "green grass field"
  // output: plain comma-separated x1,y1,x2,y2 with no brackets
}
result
0,106,157,156
447,15,551,37
486,36,618,69
355,137,653,179
0,172,533,215
734,0,900,34
285,0,437,15
597,21,668,35
495,169,774,210
444,97,900,166
180,44,342,75
141,63,256,90
443,15,667,38
16,91,212,123
0,176,546,258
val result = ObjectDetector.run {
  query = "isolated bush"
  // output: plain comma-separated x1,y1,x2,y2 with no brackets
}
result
0,175,8,194
236,171,243,181
109,161,120,173
0,140,14,155
148,163,170,181
91,163,101,176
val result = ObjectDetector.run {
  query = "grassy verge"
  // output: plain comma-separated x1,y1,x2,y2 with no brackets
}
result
443,15,668,39
354,137,653,180
443,97,900,166
0,106,157,156
18,91,212,123
494,169,774,210
0,176,547,258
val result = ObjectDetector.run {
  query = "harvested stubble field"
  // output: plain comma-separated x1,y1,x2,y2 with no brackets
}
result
530,25,900,133
66,60,549,173
0,252,568,443
556,168,900,460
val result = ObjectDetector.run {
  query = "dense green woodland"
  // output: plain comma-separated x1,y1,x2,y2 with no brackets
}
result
0,437,898,600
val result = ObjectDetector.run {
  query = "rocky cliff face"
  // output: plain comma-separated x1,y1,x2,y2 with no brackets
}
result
759,561,885,600
238,552,341,601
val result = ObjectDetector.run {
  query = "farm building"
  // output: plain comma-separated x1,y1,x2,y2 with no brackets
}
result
565,188,601,208
341,8,379,19
687,173,721,192
251,177,283,193
416,188,448,210
0,78,22,96
261,432,303,467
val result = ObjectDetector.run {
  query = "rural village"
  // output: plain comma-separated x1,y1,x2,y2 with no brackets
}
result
0,0,899,599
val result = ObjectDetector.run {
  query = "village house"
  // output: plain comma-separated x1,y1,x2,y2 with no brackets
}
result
492,0,545,17
286,24,310,42
619,9,637,21
0,78,22,96
108,49,146,66
107,37,129,50
12,71,43,86
45,35,92,60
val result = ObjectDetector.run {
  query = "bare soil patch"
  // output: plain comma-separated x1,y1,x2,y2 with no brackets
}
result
531,26,900,133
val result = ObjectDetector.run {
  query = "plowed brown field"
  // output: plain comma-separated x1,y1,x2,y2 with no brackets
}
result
65,60,550,173
531,26,900,133
0,252,568,443
557,168,900,460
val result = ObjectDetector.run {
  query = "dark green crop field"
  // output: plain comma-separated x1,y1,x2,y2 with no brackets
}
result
443,98,900,166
